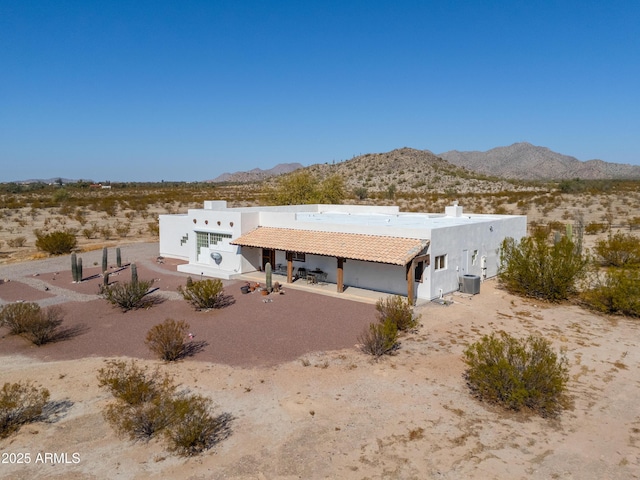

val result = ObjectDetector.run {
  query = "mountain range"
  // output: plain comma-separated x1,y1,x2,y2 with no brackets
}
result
438,142,640,180
210,143,640,184
208,163,304,183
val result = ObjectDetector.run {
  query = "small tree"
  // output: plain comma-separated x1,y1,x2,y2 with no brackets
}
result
266,171,346,205
178,278,225,310
463,332,569,417
146,319,189,361
499,233,588,302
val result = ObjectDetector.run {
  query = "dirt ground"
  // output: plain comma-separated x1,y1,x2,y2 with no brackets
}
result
1,244,640,479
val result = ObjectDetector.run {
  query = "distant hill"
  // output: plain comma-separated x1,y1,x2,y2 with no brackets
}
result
208,163,304,183
271,147,529,194
439,142,640,180
11,178,93,185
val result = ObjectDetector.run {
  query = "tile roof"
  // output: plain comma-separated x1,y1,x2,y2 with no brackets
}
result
231,227,429,265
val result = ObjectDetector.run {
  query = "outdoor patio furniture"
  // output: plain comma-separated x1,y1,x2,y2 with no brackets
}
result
274,264,288,276
296,267,307,281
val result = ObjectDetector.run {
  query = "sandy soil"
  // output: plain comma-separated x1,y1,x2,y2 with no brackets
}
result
1,244,640,479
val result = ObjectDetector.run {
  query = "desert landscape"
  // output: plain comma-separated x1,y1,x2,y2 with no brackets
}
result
1,154,640,479
0,236,640,479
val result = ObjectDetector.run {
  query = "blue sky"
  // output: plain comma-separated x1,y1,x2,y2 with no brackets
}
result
2,1,639,182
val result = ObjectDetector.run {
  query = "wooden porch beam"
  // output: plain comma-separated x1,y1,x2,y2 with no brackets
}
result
406,262,414,305
337,257,345,293
286,251,293,283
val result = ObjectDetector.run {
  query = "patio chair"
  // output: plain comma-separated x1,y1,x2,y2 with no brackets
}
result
296,267,307,281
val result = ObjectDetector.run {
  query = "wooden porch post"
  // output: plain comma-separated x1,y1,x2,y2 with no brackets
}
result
286,251,293,283
337,257,345,293
406,262,414,305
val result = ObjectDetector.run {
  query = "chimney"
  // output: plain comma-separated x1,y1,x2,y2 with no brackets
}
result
445,201,463,217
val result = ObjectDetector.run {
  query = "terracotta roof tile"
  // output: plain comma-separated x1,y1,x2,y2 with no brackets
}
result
231,227,428,265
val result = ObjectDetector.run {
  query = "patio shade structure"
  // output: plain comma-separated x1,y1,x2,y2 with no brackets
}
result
231,227,429,302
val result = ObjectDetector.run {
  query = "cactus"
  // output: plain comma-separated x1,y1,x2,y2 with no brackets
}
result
131,263,138,284
554,231,561,245
71,253,78,283
566,223,573,241
102,247,108,273
116,247,122,268
77,257,83,282
103,271,110,287
265,262,272,293
186,276,193,288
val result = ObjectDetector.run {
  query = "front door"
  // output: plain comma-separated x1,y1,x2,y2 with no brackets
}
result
262,249,275,270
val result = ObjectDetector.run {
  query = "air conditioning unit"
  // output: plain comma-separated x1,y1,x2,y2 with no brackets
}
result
459,275,481,295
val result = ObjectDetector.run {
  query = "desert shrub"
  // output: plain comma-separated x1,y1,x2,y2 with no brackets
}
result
0,303,65,345
97,360,176,406
463,332,569,417
101,279,155,311
21,306,65,346
178,278,225,310
594,232,640,267
499,234,588,302
376,295,420,332
34,229,77,255
145,319,189,361
147,221,160,236
0,381,50,438
98,360,176,440
585,222,606,235
581,268,640,317
266,171,345,205
165,393,231,456
358,318,398,358
98,361,231,450
0,302,41,335
103,395,176,440
354,186,368,200
7,236,27,248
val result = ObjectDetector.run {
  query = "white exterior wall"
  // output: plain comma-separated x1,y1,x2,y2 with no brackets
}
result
159,214,190,260
159,201,527,300
342,260,407,296
427,215,527,298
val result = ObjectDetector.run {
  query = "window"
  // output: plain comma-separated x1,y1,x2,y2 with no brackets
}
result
434,254,447,271
472,249,479,266
414,261,424,283
292,252,306,262
196,231,232,256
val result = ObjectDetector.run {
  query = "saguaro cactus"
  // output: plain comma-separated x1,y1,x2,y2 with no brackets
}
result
103,271,110,287
116,247,122,268
77,257,83,282
102,247,108,273
131,263,138,284
71,253,78,283
265,262,272,293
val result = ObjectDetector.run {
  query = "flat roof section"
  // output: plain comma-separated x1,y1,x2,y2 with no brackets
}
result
231,227,429,265
296,211,512,228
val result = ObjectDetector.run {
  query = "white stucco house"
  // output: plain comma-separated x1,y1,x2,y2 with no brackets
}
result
159,201,526,303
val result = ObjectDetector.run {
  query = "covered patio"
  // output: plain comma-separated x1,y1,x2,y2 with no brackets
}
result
231,227,430,303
